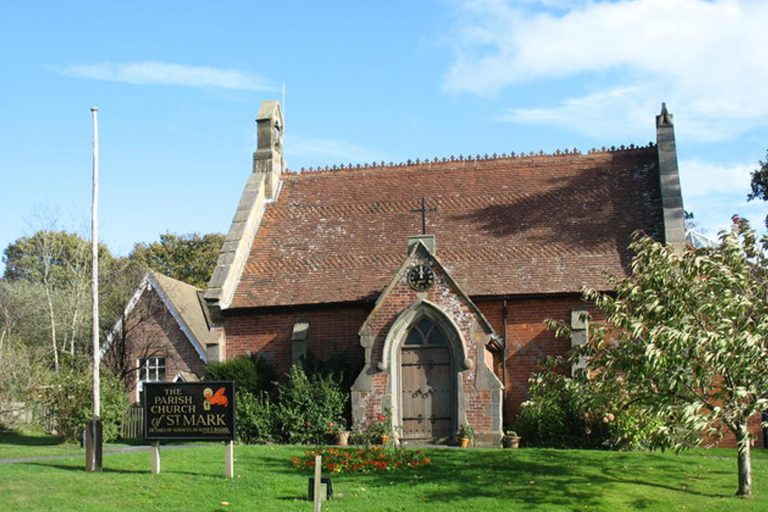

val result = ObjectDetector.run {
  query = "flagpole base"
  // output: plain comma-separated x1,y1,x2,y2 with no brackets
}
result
85,419,103,472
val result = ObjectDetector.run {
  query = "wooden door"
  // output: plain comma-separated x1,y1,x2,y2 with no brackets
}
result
400,316,454,443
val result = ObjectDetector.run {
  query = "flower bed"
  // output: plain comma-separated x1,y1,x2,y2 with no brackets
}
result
292,446,431,474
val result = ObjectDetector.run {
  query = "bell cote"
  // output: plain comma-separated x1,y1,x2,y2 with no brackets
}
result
253,100,285,200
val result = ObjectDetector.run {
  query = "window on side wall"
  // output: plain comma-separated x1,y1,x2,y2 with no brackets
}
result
137,356,166,403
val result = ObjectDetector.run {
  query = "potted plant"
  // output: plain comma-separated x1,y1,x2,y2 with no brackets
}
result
328,421,350,446
367,410,391,445
502,429,521,448
457,424,474,448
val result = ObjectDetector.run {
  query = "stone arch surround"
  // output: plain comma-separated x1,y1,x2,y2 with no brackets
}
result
352,296,503,446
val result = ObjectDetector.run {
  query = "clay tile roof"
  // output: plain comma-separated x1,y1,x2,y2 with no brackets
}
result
232,147,663,308
152,271,214,346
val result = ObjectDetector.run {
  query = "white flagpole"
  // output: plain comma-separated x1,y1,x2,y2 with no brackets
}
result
91,106,100,421
86,106,103,472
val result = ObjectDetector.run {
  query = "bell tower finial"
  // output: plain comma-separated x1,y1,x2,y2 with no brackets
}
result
657,102,673,128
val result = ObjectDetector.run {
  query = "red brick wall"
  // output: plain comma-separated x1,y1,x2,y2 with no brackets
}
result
114,289,207,403
477,297,766,448
222,295,587,430
476,296,597,426
224,306,370,377
222,294,767,448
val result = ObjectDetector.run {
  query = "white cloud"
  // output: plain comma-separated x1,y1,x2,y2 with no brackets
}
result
58,61,274,91
678,158,765,233
286,135,391,170
446,0,768,139
501,86,655,139
679,159,753,199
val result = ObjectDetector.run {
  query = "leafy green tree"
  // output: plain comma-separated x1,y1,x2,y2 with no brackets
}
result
1,229,143,373
748,149,768,228
2,231,112,370
3,230,111,286
553,218,768,498
130,233,224,288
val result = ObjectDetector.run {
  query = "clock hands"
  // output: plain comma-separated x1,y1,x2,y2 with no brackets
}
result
408,263,434,291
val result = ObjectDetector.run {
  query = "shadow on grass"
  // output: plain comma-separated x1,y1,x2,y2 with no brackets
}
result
0,430,66,447
255,447,736,509
22,462,149,475
22,460,234,479
598,452,732,499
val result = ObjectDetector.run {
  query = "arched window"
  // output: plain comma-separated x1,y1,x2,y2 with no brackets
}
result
404,317,448,346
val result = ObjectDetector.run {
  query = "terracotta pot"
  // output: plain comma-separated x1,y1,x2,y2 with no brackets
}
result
502,435,520,449
458,436,471,448
336,430,350,446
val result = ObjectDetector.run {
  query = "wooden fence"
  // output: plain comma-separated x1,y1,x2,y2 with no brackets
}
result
122,405,144,439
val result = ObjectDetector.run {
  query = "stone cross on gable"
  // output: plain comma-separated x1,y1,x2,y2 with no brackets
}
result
410,196,437,235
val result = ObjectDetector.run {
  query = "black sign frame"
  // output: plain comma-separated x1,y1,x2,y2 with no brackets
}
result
143,382,236,441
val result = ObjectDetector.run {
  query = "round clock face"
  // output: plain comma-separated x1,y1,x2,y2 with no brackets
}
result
407,263,434,291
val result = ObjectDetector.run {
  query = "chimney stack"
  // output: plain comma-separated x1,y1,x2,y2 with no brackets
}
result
655,103,685,249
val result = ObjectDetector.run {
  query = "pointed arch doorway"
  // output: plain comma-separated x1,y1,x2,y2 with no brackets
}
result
399,317,456,443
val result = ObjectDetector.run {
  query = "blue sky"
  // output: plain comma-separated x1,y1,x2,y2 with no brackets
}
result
1,0,766,269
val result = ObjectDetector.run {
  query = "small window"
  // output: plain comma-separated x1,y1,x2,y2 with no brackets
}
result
137,356,166,404
291,321,310,363
139,357,166,383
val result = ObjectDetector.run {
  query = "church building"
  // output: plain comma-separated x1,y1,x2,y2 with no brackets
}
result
203,100,685,446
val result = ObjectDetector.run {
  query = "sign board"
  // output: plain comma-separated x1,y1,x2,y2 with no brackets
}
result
143,382,235,441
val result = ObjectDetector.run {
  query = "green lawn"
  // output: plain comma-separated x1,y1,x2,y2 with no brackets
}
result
1,434,767,511
0,429,151,459
0,429,83,459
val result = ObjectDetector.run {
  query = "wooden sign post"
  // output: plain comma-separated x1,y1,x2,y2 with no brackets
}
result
225,440,234,479
143,382,236,478
313,455,322,512
151,442,160,475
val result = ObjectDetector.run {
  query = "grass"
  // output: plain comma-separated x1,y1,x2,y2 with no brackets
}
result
0,429,83,459
0,429,152,459
1,432,767,511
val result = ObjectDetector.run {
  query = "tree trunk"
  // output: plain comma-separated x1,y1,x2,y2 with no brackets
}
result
0,326,6,361
736,423,753,498
69,307,79,355
44,283,59,372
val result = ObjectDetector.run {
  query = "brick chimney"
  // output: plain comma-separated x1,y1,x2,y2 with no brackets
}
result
655,103,685,249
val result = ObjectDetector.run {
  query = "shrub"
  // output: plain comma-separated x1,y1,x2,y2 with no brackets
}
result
37,357,128,442
303,349,361,391
513,362,659,449
205,354,276,396
513,367,609,449
273,364,347,444
236,390,275,444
